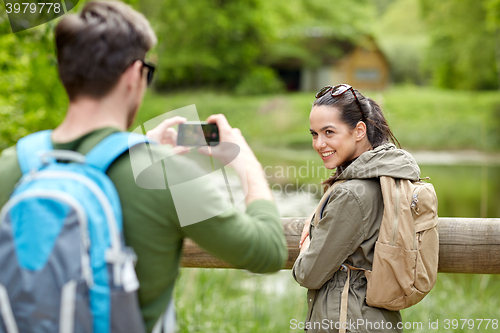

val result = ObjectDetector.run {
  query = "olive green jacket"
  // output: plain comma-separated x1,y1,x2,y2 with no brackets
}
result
292,143,420,333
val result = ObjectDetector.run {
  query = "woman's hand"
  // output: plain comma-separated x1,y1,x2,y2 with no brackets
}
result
299,236,310,255
146,116,189,154
300,211,315,249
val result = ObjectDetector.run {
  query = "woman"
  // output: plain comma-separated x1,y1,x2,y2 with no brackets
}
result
292,84,421,333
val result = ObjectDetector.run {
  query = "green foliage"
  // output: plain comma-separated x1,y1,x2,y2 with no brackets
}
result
149,0,272,91
0,21,68,150
0,0,12,35
420,0,499,90
380,86,500,151
486,0,500,30
374,0,429,84
374,0,500,89
234,67,284,95
0,0,154,151
373,0,397,16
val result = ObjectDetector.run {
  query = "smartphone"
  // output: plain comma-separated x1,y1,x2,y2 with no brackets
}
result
177,121,219,146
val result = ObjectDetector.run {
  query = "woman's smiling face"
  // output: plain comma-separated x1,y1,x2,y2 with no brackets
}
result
310,105,368,169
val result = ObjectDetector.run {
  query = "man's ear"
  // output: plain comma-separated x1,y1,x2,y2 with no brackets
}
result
123,60,143,90
355,121,367,142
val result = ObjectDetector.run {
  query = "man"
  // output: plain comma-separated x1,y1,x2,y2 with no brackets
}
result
0,1,287,332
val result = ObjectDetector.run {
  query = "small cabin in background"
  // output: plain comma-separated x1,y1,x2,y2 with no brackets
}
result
270,35,390,92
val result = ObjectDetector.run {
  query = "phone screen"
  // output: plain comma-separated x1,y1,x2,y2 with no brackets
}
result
177,122,219,146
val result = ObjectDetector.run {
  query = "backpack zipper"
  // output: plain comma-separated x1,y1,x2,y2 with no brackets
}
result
390,179,401,246
411,185,421,213
411,183,433,214
411,186,420,250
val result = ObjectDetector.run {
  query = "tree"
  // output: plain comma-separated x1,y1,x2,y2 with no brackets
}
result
420,0,499,90
486,0,500,89
0,21,68,150
0,0,143,150
146,0,276,92
373,0,429,85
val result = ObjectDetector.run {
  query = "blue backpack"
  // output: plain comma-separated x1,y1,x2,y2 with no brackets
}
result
0,130,148,333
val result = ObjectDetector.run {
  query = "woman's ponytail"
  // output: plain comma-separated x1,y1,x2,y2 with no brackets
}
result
362,97,400,149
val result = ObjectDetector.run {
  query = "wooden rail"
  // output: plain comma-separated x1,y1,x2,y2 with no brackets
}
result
181,218,500,274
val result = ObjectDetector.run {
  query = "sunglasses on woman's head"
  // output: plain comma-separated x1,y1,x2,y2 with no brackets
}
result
315,84,365,120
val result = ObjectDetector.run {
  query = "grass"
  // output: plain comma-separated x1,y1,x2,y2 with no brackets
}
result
401,273,500,332
174,269,307,333
174,269,500,332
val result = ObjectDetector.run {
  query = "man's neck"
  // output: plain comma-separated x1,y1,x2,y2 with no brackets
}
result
52,96,128,143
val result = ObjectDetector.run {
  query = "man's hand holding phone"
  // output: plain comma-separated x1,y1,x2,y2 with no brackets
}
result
148,113,274,205
199,114,274,204
146,116,190,155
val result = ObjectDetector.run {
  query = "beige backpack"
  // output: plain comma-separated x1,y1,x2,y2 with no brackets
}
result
314,176,439,331
363,176,439,310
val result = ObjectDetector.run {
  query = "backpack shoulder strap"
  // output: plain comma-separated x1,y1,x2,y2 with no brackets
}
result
379,175,394,195
16,130,53,175
86,132,150,172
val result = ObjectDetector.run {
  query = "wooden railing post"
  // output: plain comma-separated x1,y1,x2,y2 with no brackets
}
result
180,218,500,274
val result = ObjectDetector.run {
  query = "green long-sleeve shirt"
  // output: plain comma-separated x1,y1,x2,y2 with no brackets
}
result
0,127,288,332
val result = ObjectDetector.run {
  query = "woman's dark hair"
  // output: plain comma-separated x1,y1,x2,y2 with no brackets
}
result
313,89,400,149
314,88,400,189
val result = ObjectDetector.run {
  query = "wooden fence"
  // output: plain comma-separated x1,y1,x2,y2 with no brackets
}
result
181,218,500,274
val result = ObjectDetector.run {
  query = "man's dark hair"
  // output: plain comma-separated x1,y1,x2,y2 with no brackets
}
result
55,0,157,101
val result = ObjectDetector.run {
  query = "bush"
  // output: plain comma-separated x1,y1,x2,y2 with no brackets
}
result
379,37,428,85
234,67,285,95
0,23,68,151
